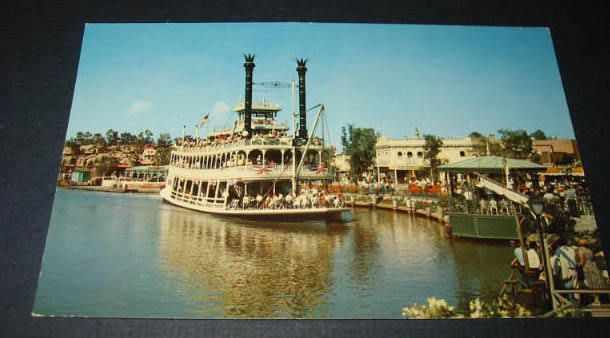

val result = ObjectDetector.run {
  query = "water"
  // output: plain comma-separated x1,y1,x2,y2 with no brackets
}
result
33,188,514,318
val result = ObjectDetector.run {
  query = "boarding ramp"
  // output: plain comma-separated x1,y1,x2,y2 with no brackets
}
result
473,173,529,205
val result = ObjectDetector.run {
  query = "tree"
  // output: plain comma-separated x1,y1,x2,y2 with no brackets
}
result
94,157,118,177
156,133,172,147
155,133,173,165
423,134,443,181
468,132,502,156
341,124,377,179
469,131,484,139
498,129,532,159
140,129,154,145
119,132,135,145
530,129,547,140
82,132,93,145
93,133,106,146
106,129,119,146
75,131,85,145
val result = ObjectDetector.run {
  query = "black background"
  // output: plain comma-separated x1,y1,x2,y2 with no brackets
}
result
1,0,609,337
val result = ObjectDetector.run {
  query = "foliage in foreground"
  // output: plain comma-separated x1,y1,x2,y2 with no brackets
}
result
402,295,533,319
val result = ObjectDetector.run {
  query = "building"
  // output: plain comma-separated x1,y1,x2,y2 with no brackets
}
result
70,170,91,184
375,132,476,183
532,139,580,166
139,145,158,165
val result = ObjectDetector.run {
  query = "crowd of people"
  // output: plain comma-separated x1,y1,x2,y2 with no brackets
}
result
448,173,593,218
225,187,345,210
510,235,608,307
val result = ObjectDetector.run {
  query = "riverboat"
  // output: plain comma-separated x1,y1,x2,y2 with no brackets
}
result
160,55,351,219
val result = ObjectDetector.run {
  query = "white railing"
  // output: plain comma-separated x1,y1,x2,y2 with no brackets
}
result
173,137,327,155
168,164,334,181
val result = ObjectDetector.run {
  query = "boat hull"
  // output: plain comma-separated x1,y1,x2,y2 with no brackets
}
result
448,212,519,240
160,188,351,220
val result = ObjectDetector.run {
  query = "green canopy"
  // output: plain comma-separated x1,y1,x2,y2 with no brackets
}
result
438,156,545,173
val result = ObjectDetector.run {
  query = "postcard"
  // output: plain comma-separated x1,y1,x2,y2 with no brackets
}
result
32,23,609,319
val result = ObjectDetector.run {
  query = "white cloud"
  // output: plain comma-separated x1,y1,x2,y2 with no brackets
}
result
128,100,153,116
211,101,230,117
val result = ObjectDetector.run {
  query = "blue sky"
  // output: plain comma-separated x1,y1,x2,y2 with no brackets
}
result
68,23,574,147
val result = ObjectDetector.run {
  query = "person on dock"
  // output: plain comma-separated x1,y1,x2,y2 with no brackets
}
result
551,237,579,291
510,240,542,286
576,239,608,305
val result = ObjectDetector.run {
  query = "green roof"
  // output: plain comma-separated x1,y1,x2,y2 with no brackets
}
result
438,156,546,173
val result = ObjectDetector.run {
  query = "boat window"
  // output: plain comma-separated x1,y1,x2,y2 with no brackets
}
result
397,151,403,157
417,152,423,158
460,151,466,157
192,182,199,196
185,180,193,194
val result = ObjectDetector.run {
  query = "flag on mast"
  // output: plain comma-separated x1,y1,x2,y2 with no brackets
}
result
199,114,209,127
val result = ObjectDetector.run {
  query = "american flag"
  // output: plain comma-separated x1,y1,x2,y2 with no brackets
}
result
251,162,274,175
199,114,209,127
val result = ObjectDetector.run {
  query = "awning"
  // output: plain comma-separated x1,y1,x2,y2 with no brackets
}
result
438,155,546,173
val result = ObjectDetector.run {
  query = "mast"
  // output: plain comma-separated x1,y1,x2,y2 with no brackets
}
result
244,54,255,138
296,58,308,140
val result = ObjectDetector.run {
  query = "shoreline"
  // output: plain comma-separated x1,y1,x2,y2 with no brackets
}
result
60,185,162,195
347,195,448,225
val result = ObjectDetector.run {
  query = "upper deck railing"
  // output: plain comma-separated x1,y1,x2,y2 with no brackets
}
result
173,137,327,155
168,163,334,181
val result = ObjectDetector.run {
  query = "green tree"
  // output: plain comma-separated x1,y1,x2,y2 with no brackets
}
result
94,157,118,177
157,133,172,147
155,133,173,165
530,129,547,140
423,134,443,181
82,132,93,145
498,129,532,159
140,129,154,145
75,131,85,145
105,129,119,145
341,124,377,179
93,133,106,146
469,131,484,139
119,132,135,145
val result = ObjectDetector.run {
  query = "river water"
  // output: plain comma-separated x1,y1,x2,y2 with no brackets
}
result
33,188,513,319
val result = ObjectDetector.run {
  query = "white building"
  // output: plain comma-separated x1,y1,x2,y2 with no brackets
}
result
375,133,476,183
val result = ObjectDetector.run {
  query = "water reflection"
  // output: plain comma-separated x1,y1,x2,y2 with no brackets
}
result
35,190,515,318
158,207,349,318
448,239,514,311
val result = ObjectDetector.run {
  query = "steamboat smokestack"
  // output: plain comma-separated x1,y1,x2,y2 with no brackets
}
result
244,54,255,137
296,58,308,139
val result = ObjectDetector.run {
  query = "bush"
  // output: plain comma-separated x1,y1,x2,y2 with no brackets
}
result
402,295,533,319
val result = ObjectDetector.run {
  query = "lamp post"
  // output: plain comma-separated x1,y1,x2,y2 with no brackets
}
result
528,197,558,311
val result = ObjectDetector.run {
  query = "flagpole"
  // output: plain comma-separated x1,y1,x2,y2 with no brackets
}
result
195,124,200,144
181,125,186,149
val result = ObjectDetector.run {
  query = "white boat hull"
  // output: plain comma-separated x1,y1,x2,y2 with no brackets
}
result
160,188,351,219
